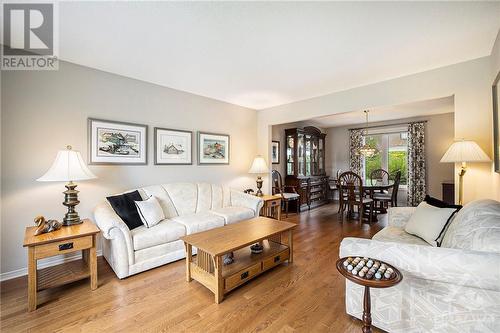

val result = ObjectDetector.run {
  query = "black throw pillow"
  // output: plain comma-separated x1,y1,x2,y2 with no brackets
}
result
424,195,462,210
107,190,144,230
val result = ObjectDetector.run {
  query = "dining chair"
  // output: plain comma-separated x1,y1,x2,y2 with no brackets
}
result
271,170,300,217
373,170,401,209
338,171,374,223
328,169,343,202
370,168,390,194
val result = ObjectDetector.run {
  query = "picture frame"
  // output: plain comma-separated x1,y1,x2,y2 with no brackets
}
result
154,127,193,165
272,140,280,164
197,132,230,165
493,71,500,173
88,118,147,165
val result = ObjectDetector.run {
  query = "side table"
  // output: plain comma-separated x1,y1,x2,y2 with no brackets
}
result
336,257,402,333
259,194,282,220
23,219,100,311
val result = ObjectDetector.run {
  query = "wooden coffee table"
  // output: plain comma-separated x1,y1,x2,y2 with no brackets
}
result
180,217,296,303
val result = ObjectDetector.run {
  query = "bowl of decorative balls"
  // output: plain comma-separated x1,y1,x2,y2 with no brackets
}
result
336,256,402,288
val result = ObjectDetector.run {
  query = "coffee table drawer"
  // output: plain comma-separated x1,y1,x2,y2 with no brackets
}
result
263,249,289,271
34,236,93,259
225,263,261,291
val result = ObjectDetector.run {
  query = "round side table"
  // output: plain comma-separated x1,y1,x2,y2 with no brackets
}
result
336,257,403,333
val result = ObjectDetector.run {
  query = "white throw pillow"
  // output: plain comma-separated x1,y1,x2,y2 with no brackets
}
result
404,201,458,247
135,196,165,228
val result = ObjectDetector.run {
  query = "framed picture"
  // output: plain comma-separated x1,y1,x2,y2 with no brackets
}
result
88,118,147,165
272,140,280,164
154,127,192,165
198,132,230,165
493,71,500,173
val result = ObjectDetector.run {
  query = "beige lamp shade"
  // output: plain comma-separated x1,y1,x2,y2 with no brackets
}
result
37,146,97,182
248,156,269,174
440,140,491,163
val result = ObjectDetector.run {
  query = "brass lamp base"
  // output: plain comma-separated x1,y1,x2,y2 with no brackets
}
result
256,176,264,196
458,162,467,206
62,181,82,226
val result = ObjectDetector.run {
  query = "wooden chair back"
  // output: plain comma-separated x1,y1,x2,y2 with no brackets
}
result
339,171,363,203
370,168,390,186
391,171,402,204
271,170,283,195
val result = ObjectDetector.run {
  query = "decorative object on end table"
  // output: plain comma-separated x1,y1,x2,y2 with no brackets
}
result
248,155,269,196
33,215,62,235
37,146,97,226
88,118,148,165
271,140,280,164
493,70,500,173
154,127,192,165
198,132,230,165
336,257,402,333
440,139,490,205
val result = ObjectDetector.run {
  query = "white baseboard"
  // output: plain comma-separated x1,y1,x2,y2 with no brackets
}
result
0,250,103,282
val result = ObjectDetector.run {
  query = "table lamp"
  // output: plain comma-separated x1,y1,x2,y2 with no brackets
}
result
37,145,97,225
440,139,490,205
248,156,269,196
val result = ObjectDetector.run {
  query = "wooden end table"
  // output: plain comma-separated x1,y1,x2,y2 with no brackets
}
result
336,257,402,333
181,217,295,303
259,194,282,220
23,219,100,311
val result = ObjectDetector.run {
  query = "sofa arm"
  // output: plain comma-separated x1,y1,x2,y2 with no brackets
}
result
93,201,135,265
230,189,264,216
340,237,500,291
387,207,417,228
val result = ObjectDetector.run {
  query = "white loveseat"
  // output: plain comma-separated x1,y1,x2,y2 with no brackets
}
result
94,183,263,279
340,199,500,333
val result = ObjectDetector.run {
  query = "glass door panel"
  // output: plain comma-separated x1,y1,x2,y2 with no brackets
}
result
286,134,294,176
298,134,305,176
305,135,311,176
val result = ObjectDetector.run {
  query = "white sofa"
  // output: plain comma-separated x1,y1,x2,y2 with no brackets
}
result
94,183,264,279
340,199,500,333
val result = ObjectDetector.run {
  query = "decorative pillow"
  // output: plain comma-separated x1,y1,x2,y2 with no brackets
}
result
404,201,459,247
107,190,144,230
441,199,500,253
135,196,165,228
424,195,462,210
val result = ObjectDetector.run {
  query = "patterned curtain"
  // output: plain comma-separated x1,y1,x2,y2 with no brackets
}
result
407,122,426,206
349,129,363,176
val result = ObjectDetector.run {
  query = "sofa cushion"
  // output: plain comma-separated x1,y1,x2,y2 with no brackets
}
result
404,201,458,246
135,195,165,228
131,220,186,251
441,199,500,253
106,190,144,230
163,183,198,215
372,226,430,246
170,212,225,234
210,206,255,225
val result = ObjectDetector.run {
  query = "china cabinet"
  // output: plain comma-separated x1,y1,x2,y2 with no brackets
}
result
284,126,328,210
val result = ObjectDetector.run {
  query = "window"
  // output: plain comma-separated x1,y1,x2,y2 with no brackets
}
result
363,131,408,185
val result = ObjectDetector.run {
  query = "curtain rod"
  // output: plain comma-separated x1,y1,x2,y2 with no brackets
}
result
349,120,427,131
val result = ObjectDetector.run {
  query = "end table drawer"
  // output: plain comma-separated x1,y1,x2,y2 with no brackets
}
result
35,236,93,259
268,199,280,207
262,249,290,271
225,263,261,291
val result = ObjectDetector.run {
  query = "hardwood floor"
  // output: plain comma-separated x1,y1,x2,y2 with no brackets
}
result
0,204,386,333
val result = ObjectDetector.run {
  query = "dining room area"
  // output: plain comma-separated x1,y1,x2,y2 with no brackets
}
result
270,96,456,223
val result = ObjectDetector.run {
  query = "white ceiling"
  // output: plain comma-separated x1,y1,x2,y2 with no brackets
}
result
308,96,454,128
58,2,500,110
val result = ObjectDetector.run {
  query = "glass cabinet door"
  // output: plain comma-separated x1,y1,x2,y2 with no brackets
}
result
312,138,319,175
318,137,324,175
305,135,311,176
286,134,295,176
298,133,305,176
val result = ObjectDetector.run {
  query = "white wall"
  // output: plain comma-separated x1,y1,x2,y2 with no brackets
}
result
1,61,257,277
325,113,455,199
258,55,500,202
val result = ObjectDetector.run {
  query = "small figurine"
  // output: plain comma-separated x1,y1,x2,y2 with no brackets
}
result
34,215,62,235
